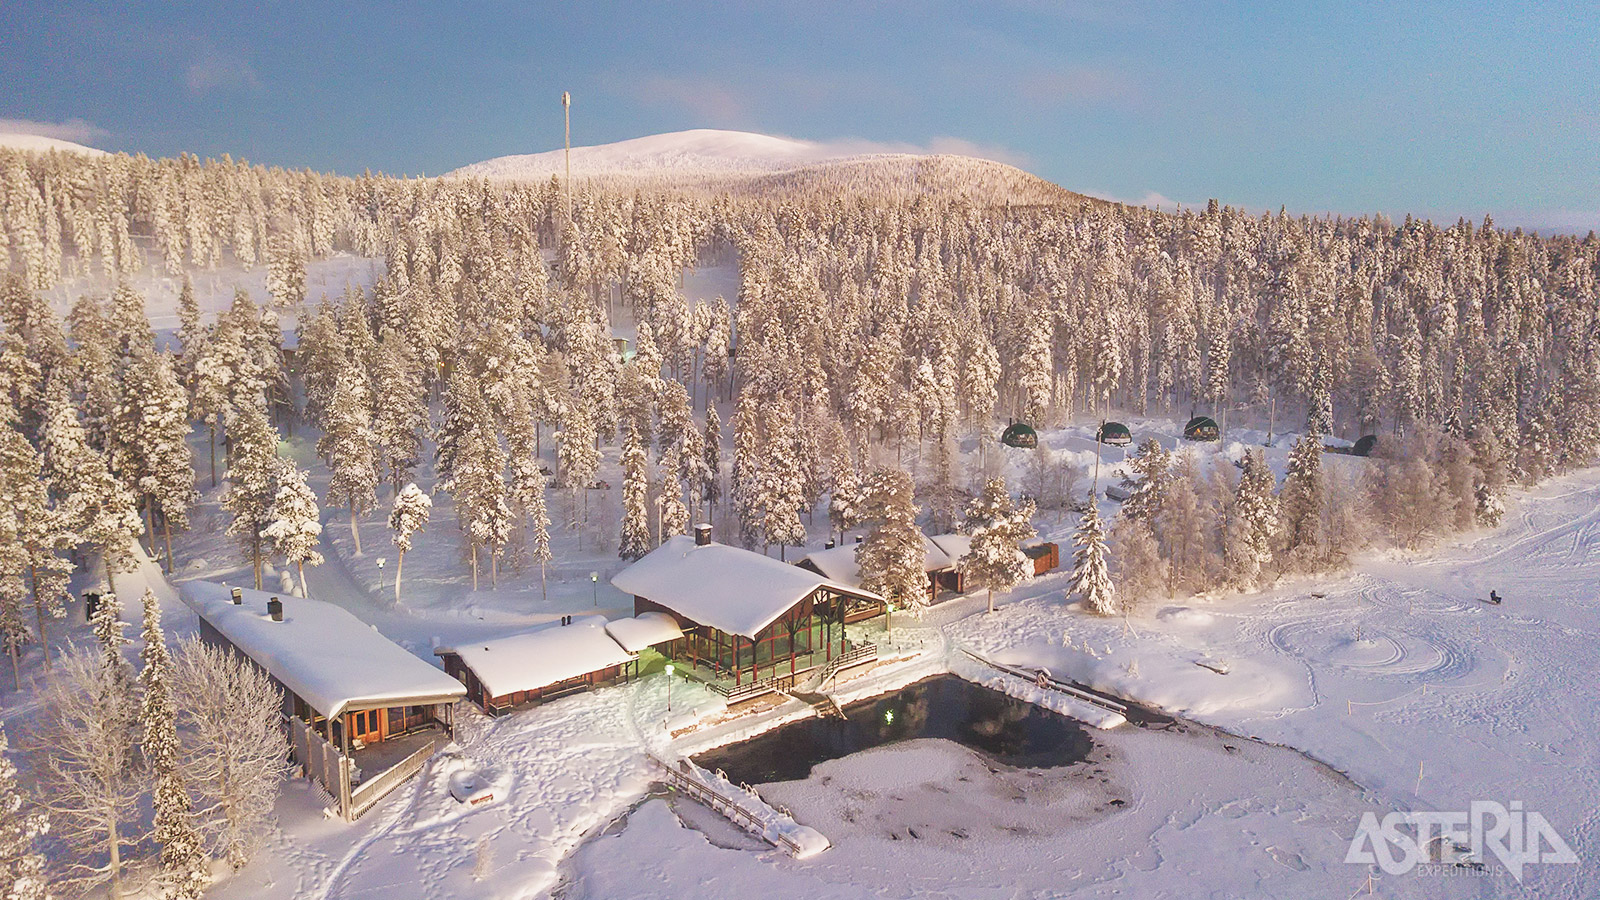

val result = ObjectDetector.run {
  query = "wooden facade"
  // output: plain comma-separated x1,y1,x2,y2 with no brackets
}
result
1024,542,1061,575
196,616,454,752
436,651,630,716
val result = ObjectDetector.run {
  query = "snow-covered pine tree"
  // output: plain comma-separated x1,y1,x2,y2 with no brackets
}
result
619,425,650,560
371,329,426,494
1468,421,1508,527
175,275,205,402
295,299,346,433
828,461,863,547
171,636,290,870
124,349,196,572
41,376,141,594
263,463,322,598
1069,495,1116,616
139,589,207,899
657,445,691,541
221,404,281,589
437,378,510,589
1227,448,1278,586
1278,431,1326,565
0,723,48,900
317,367,379,555
388,483,432,604
958,476,1038,613
1119,437,1171,523
855,467,928,615
701,406,722,523
0,415,67,671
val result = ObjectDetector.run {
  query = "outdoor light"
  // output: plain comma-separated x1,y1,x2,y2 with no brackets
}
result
884,709,895,725
665,663,675,711
376,557,386,592
590,571,599,606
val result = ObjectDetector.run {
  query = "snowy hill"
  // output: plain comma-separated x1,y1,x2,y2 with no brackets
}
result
448,129,1091,207
0,132,106,156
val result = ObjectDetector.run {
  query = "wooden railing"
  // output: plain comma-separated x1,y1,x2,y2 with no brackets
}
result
289,717,347,814
350,739,437,820
956,647,1129,716
812,643,878,690
649,756,805,856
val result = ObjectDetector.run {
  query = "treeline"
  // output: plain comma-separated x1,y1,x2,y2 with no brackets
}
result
0,144,1597,594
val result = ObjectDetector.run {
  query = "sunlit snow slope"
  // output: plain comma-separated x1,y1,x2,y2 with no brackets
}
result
448,128,1092,207
0,132,107,156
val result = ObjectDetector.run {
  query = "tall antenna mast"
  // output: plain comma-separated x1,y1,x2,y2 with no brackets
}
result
562,91,573,226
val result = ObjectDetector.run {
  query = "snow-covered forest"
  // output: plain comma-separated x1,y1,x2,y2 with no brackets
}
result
1,139,1599,894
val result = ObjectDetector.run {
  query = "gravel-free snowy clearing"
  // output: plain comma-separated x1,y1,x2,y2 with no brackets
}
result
165,459,1600,899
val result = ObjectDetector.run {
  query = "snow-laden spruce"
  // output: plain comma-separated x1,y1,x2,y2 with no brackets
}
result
958,476,1037,614
388,482,432,604
138,589,207,900
1069,495,1116,616
264,462,323,598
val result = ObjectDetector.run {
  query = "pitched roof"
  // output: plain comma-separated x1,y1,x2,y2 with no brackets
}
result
802,533,968,589
604,612,684,653
611,535,879,638
179,581,466,720
437,616,635,699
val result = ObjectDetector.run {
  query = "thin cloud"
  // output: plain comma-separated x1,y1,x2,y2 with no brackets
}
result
812,136,1031,168
633,74,749,126
0,117,105,143
1020,65,1138,106
184,48,262,96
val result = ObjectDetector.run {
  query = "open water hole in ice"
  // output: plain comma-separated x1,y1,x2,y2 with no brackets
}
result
692,674,1093,783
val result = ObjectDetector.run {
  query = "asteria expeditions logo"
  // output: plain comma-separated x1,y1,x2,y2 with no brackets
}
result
1346,801,1579,881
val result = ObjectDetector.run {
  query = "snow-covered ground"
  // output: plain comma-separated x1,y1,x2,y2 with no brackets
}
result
143,458,1596,899
5,254,1593,897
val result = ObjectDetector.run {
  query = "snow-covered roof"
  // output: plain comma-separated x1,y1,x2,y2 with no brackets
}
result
179,581,466,720
438,617,636,700
803,534,968,590
929,533,973,564
604,612,684,653
612,535,880,639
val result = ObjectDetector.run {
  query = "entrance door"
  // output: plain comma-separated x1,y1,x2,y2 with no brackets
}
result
348,708,383,746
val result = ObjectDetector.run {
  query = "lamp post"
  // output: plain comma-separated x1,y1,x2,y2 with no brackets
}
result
562,91,573,227
375,557,386,593
665,663,675,712
590,571,598,606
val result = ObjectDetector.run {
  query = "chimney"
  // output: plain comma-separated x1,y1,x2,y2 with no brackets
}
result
825,539,836,549
267,597,283,622
855,535,864,544
694,523,713,546
230,587,243,605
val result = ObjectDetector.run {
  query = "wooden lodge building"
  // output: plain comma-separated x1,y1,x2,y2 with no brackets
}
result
799,533,975,607
180,581,467,820
612,525,885,701
435,613,682,715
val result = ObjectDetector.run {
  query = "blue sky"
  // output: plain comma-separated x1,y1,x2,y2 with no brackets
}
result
4,1,1598,231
